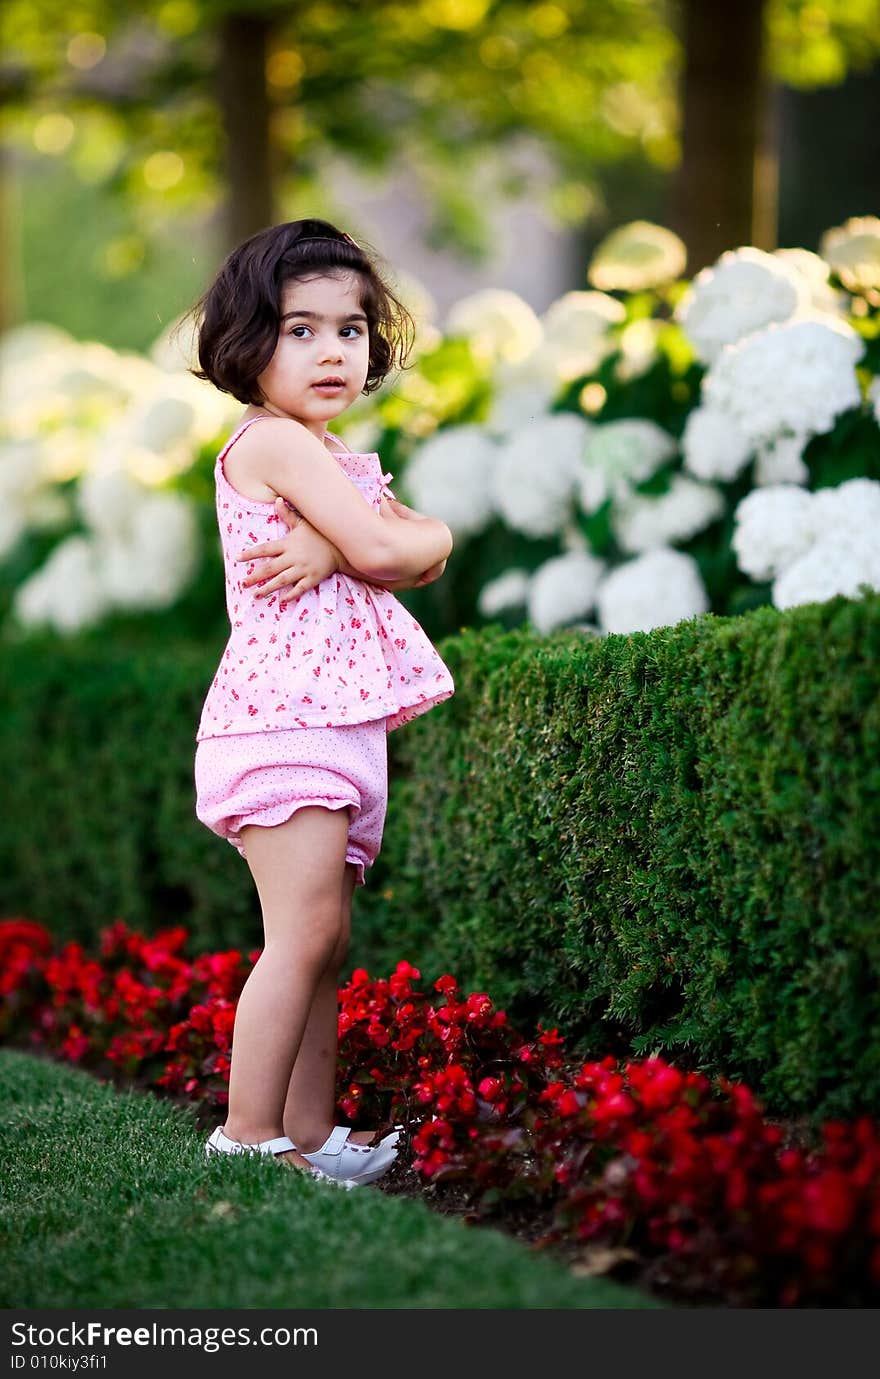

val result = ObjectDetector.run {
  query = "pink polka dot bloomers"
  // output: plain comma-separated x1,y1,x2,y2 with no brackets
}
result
194,416,455,886
195,718,387,888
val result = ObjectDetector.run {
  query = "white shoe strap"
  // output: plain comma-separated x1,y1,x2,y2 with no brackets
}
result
320,1125,352,1157
210,1127,296,1156
259,1135,297,1156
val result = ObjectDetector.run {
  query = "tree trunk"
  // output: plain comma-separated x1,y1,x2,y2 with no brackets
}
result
669,0,776,272
215,11,277,251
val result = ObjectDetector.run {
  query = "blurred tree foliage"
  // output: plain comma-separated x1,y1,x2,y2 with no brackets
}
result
1,1,878,344
1,0,679,256
4,1,879,247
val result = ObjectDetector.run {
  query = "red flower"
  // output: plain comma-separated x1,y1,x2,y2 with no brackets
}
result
61,1024,89,1061
802,1170,856,1235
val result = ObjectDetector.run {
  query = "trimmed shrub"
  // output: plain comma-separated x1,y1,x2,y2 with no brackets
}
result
1,589,878,1117
361,592,880,1119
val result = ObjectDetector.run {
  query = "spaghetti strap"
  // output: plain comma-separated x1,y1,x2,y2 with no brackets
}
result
217,414,273,460
220,417,355,461
324,430,353,453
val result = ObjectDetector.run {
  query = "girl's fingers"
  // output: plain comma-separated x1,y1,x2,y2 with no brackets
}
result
275,497,300,526
242,568,278,590
253,575,291,597
236,543,281,562
279,580,310,608
243,561,302,590
258,572,317,599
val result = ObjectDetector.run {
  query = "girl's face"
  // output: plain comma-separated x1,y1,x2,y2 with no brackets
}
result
255,271,371,438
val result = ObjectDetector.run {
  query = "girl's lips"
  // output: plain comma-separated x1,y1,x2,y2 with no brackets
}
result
312,381,345,392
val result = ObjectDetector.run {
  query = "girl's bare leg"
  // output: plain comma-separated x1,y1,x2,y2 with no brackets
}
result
282,859,376,1151
222,805,350,1167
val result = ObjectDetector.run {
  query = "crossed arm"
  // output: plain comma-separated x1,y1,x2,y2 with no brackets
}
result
235,494,449,606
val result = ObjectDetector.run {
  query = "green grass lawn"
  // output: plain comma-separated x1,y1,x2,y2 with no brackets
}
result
0,1051,665,1309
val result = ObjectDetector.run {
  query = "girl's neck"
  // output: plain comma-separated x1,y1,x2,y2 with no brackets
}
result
244,404,331,443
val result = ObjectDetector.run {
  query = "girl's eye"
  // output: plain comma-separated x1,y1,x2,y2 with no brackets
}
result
287,324,364,339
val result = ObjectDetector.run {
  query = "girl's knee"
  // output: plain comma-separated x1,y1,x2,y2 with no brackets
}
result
264,919,340,975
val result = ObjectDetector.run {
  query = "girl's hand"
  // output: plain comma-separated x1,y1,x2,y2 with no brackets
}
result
414,557,447,586
379,495,430,521
235,498,342,605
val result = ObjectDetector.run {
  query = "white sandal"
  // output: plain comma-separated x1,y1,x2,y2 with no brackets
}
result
292,1125,401,1185
205,1125,357,1188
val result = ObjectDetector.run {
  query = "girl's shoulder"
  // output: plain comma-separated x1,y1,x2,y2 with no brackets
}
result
219,412,272,457
224,412,306,448
218,414,303,503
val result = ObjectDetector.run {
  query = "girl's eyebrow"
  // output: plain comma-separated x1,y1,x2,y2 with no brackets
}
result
280,309,368,323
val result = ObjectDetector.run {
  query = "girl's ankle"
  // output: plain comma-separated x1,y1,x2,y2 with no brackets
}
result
222,1121,284,1145
285,1126,332,1154
285,1123,380,1152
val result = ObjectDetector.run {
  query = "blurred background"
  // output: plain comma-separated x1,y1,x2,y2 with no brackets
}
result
1,0,879,651
4,0,880,340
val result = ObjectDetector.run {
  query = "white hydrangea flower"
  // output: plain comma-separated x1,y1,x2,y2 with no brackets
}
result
100,492,199,609
93,371,236,484
754,434,809,487
611,474,725,554
403,424,498,538
0,438,58,558
527,550,606,632
0,331,124,472
731,485,816,581
132,393,196,452
70,466,200,616
773,248,846,315
78,466,144,538
681,405,753,482
588,220,687,291
477,567,532,617
676,246,809,365
578,419,677,513
869,376,880,426
595,546,709,634
614,318,663,383
487,361,561,436
538,291,626,382
150,312,200,372
0,507,26,561
491,412,590,537
578,465,611,515
810,477,880,534
773,530,880,610
12,536,109,633
2,331,210,631
819,215,880,292
0,321,72,373
57,341,155,407
444,289,543,366
702,316,864,449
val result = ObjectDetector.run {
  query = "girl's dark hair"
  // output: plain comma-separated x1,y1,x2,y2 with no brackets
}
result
185,218,415,404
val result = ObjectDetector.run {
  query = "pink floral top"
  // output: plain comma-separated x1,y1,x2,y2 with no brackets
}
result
196,416,455,741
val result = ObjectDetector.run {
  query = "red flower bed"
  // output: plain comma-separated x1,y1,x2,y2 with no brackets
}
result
2,916,878,1307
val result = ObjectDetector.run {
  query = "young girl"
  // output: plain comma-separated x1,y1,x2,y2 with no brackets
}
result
188,219,454,1185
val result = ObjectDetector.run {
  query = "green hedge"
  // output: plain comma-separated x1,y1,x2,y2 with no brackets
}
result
2,590,878,1119
366,593,880,1122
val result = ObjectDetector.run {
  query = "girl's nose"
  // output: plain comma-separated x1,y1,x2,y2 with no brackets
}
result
319,338,344,363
